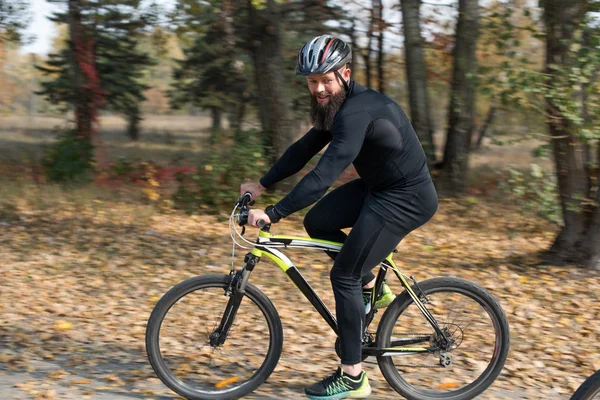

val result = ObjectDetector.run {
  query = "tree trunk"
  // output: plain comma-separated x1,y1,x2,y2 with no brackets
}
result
541,0,599,269
436,0,479,197
474,103,496,149
230,100,246,134
0,41,5,113
401,0,436,164
211,107,222,132
126,107,141,141
222,0,247,137
68,0,92,139
363,4,375,88
349,19,358,74
67,0,103,142
374,0,385,94
208,107,222,144
247,0,292,174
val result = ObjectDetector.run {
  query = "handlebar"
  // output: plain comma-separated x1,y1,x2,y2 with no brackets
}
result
236,192,271,232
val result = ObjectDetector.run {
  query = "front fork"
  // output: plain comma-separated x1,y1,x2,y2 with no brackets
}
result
209,252,260,347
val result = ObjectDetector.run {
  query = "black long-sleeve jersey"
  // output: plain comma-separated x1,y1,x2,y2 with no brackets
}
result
259,80,432,221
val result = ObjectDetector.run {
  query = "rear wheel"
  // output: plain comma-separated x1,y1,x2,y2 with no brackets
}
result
571,370,600,400
145,274,283,400
376,277,510,400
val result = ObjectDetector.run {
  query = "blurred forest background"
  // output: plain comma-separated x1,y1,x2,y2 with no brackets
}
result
1,0,598,266
1,1,600,398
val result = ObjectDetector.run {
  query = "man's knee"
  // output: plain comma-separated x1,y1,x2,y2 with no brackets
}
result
303,207,322,237
330,265,360,289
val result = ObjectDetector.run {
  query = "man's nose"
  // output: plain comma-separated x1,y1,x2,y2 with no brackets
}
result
316,82,326,93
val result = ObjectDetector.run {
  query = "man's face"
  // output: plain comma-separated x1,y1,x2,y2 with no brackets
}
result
306,67,351,104
307,67,351,131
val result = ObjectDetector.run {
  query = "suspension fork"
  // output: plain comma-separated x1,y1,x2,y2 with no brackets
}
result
210,252,260,347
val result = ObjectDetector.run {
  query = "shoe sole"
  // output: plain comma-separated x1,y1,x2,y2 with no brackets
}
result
305,384,372,399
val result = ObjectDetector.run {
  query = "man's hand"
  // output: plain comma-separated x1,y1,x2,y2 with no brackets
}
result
240,181,265,200
248,209,271,228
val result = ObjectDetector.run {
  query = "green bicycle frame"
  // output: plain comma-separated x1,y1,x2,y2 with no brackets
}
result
233,229,448,357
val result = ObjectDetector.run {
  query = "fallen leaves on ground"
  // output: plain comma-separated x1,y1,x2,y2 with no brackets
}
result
0,196,599,399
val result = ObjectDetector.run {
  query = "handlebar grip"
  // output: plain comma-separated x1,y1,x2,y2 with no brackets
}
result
257,219,267,229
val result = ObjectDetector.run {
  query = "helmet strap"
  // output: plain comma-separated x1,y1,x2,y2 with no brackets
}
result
334,69,349,92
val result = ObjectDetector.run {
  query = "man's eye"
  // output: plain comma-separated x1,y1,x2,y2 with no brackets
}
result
325,80,332,84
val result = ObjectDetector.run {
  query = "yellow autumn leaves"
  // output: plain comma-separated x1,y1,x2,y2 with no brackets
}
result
251,0,284,10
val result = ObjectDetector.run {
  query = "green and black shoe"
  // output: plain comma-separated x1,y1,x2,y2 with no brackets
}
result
304,367,371,399
363,283,396,313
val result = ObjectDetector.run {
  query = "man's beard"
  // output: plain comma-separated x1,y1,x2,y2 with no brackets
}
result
309,89,348,132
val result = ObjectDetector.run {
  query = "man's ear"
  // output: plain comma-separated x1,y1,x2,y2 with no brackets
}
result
344,67,351,80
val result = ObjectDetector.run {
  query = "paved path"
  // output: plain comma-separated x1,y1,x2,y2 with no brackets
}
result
1,359,568,399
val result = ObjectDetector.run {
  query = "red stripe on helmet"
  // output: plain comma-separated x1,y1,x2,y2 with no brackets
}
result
321,37,336,64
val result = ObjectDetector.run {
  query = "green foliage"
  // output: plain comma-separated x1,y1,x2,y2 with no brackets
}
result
168,0,252,124
477,3,542,108
169,0,348,125
110,157,137,178
482,2,600,145
36,0,156,132
172,130,280,213
544,27,600,143
42,130,95,183
498,164,562,224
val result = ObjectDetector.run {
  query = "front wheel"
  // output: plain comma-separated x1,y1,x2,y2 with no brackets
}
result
571,370,600,400
145,274,283,400
376,277,510,400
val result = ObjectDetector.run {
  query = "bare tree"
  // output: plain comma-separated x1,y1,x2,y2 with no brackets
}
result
400,0,436,163
541,0,599,269
247,0,292,175
436,0,479,196
374,0,385,93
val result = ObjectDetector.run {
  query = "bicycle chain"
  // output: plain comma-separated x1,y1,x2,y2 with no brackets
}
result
363,332,447,368
363,359,445,368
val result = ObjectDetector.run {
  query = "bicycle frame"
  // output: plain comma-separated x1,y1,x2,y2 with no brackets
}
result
227,228,449,357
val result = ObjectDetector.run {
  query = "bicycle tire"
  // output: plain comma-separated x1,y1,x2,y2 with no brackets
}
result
376,277,510,400
145,274,283,400
571,370,600,400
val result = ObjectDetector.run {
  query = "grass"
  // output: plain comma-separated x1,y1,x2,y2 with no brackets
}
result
0,113,557,218
0,114,218,167
0,113,553,168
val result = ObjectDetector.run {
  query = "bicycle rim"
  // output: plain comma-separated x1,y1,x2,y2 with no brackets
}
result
148,276,280,399
377,278,508,400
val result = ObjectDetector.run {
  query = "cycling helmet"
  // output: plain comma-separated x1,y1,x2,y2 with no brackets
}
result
296,35,352,90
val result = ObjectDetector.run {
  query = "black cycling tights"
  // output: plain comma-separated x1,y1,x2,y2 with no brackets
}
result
303,178,437,365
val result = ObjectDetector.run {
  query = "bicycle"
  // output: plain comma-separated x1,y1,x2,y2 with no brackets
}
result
145,193,510,400
572,370,600,400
